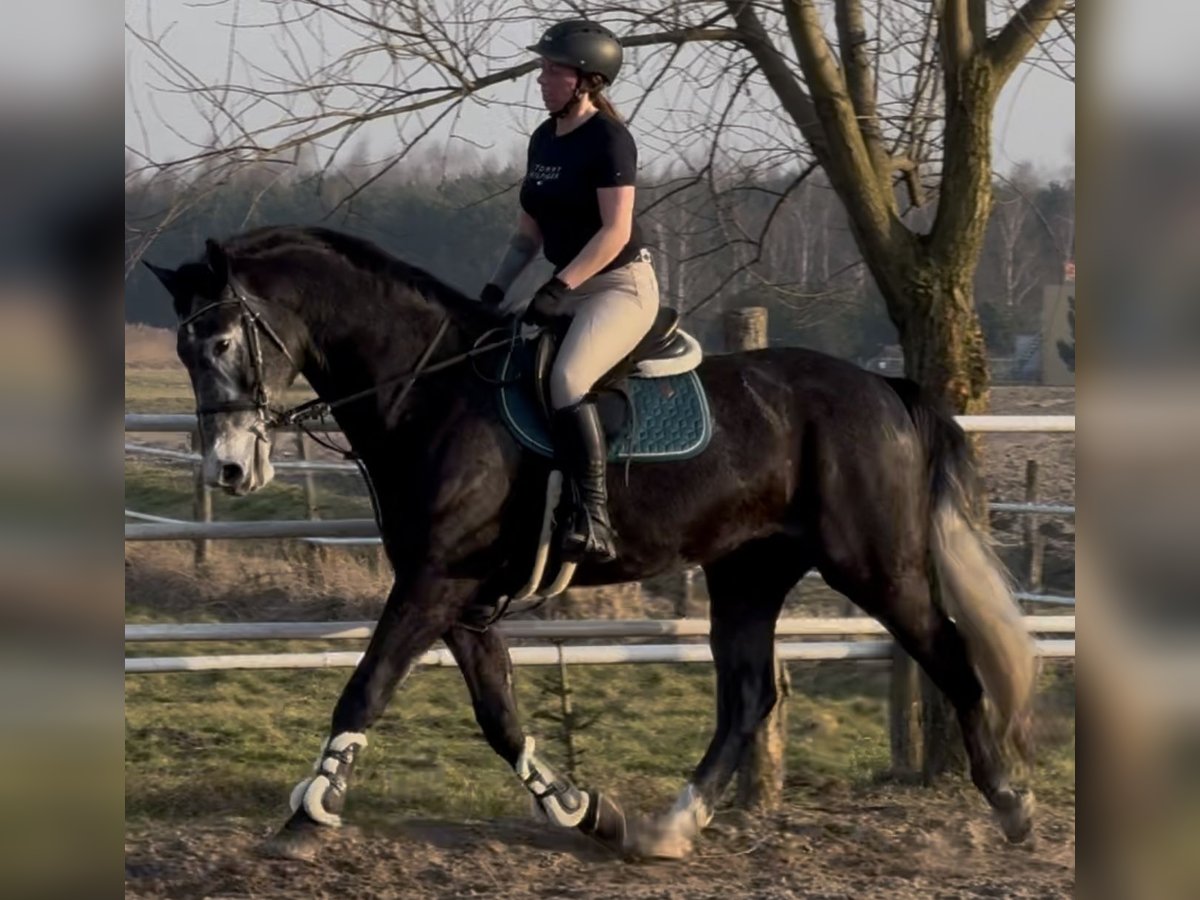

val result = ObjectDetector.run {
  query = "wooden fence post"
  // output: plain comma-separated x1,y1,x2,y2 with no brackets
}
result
920,526,968,781
556,642,580,777
736,653,789,810
677,568,696,618
889,644,921,775
723,306,786,810
1024,459,1044,592
190,430,211,568
295,432,324,580
723,307,768,354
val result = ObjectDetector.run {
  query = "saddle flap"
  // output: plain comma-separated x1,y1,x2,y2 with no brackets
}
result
533,330,557,423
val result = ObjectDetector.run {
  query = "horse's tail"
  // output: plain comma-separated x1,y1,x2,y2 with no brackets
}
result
886,378,1037,759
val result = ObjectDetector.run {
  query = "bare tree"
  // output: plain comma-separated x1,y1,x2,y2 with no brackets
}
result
129,0,1073,411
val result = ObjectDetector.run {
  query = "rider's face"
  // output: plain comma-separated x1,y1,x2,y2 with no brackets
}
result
536,59,579,113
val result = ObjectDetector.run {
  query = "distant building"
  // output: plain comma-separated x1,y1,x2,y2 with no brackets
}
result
1042,283,1076,385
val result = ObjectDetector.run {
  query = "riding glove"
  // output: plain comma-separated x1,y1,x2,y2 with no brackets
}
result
524,276,573,326
480,283,506,308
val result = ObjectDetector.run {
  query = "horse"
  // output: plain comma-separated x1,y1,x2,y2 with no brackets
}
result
144,224,1037,862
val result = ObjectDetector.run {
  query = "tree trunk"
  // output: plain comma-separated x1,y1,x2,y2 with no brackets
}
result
893,261,991,780
894,261,991,415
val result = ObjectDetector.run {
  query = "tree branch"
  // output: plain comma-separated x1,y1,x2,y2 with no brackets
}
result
967,0,988,48
723,2,823,149
782,0,902,248
939,0,975,82
987,0,1071,88
622,27,743,48
834,0,890,185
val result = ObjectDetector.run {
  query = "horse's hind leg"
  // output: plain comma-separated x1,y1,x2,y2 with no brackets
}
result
442,624,630,853
827,563,1035,843
263,569,474,860
629,537,808,859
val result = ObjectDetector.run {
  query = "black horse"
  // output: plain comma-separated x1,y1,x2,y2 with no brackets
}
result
145,225,1036,861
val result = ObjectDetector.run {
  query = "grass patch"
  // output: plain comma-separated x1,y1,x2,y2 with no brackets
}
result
125,460,375,522
124,364,315,412
125,655,1072,828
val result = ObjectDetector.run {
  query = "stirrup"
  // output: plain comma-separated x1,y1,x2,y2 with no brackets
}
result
561,512,616,562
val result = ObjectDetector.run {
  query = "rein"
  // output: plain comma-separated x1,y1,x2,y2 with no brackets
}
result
277,322,516,430
180,280,517,432
181,279,522,537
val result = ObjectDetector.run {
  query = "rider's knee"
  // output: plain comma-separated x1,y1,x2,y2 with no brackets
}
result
549,364,589,409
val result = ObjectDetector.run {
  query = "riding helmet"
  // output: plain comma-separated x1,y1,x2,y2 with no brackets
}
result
527,20,623,84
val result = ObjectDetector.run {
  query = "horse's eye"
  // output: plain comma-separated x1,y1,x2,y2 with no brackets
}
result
213,339,231,357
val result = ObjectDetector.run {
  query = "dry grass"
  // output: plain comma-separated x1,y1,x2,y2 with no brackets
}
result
125,542,392,623
125,324,180,369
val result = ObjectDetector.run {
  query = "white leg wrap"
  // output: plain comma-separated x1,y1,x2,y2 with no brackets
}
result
515,736,590,829
288,732,368,827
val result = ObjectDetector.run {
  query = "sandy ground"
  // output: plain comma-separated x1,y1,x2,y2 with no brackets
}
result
125,781,1074,899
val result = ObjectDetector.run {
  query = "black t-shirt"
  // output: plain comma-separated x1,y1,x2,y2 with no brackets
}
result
519,113,644,273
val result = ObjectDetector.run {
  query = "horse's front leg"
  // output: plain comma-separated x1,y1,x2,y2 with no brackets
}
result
442,624,630,854
263,569,474,860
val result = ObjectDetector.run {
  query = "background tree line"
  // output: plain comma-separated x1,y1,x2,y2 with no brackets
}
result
126,153,1072,371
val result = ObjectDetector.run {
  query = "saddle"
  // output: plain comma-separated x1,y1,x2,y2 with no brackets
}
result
530,307,696,420
497,307,712,463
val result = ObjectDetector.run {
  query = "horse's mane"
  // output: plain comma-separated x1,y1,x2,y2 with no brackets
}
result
222,225,496,328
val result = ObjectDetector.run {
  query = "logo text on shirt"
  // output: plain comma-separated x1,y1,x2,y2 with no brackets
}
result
528,163,562,186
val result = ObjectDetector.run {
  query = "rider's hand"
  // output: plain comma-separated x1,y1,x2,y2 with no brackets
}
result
479,283,506,308
523,276,572,326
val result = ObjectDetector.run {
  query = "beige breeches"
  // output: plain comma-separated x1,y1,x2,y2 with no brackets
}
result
549,252,661,410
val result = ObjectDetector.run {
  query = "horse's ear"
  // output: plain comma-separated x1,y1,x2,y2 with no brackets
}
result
143,260,178,292
143,259,192,320
205,238,230,283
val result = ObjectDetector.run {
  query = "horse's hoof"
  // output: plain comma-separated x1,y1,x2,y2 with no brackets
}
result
260,817,331,862
578,791,628,856
993,787,1036,844
624,815,695,860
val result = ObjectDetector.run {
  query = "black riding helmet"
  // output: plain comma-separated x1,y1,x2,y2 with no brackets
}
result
527,19,622,84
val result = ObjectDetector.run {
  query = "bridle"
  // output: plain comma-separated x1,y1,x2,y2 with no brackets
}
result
179,286,297,425
178,278,515,435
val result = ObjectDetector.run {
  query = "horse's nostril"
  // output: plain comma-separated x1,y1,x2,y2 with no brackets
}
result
220,463,244,485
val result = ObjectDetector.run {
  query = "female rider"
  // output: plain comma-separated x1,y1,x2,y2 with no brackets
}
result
481,20,660,564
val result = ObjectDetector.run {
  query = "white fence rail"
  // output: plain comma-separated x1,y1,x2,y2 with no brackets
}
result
125,517,380,542
127,638,1075,674
125,615,1076,644
125,616,1075,673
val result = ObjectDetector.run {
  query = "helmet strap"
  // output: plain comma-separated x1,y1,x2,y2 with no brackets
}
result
551,79,587,120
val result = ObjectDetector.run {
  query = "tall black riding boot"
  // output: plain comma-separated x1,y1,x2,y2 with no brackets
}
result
551,401,617,563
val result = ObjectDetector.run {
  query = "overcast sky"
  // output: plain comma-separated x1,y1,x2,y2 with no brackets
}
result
125,1,1077,179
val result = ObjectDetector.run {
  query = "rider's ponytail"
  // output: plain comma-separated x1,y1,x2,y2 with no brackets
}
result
583,74,622,123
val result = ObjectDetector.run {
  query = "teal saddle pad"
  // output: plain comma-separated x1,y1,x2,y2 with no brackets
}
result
496,344,713,462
